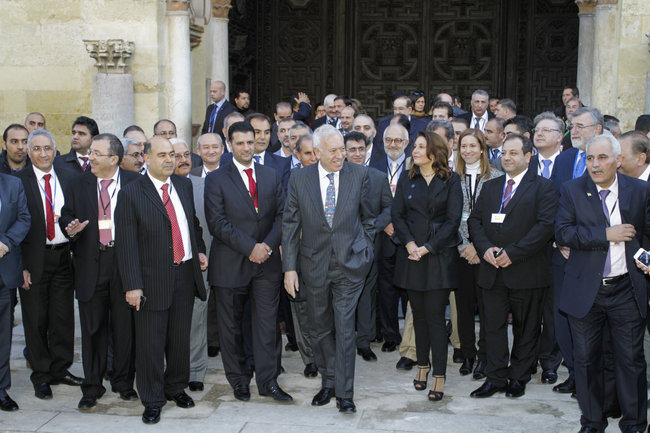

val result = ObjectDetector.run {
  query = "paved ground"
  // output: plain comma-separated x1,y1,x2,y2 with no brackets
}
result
2,305,589,433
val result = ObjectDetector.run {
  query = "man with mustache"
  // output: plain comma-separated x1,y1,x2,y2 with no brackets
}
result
1,124,30,174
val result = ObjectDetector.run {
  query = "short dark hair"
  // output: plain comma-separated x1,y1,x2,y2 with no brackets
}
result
228,121,255,143
334,95,352,106
391,114,410,132
504,115,533,135
603,114,620,123
295,134,313,153
620,131,650,160
432,102,453,118
503,133,533,155
72,116,99,137
497,98,517,114
3,124,28,142
344,131,368,147
153,119,176,134
245,112,271,125
92,133,124,164
233,90,249,100
635,114,650,135
123,124,144,136
452,117,469,128
563,86,579,97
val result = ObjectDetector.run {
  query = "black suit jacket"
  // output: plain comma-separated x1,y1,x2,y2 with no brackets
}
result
220,151,290,191
204,162,284,288
0,173,30,288
373,115,428,155
457,111,496,128
201,99,236,141
55,149,86,175
467,169,557,290
115,174,206,311
310,116,329,130
59,169,140,302
555,173,650,318
17,165,76,283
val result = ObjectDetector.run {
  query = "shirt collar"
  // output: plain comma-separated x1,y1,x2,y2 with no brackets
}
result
507,168,528,185
318,161,338,179
387,153,406,167
97,168,120,183
232,156,254,174
596,174,619,197
147,171,170,191
638,164,650,182
33,164,54,180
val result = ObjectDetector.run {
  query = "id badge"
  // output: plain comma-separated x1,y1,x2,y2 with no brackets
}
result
54,214,60,223
98,219,114,230
491,213,505,224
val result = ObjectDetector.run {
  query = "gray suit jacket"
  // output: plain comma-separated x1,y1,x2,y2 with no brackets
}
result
282,162,376,288
190,174,211,261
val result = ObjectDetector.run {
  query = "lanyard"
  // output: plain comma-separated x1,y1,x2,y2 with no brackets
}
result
464,173,480,213
498,178,519,213
97,172,120,218
388,159,404,184
38,174,58,214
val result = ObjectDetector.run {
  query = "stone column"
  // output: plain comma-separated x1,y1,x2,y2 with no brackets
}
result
591,0,620,114
208,0,232,96
167,0,192,145
575,0,597,107
83,39,135,136
646,31,650,114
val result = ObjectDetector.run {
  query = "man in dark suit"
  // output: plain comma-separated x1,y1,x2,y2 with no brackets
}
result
115,136,207,424
190,133,223,177
18,129,82,400
56,116,98,174
556,134,649,433
201,80,236,142
269,102,294,153
311,94,338,130
352,114,382,166
468,133,556,399
205,121,291,402
283,124,375,413
344,132,392,362
59,133,140,409
0,173,30,411
1,124,30,174
374,96,428,151
458,89,495,132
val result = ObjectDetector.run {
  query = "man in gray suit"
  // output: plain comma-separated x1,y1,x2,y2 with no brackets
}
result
283,124,376,413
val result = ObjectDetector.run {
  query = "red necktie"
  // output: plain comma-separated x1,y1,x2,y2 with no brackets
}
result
244,168,258,211
80,156,89,171
502,179,515,208
43,174,55,241
161,183,184,264
98,179,113,245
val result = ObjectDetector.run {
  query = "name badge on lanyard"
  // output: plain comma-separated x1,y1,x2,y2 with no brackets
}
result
491,213,505,224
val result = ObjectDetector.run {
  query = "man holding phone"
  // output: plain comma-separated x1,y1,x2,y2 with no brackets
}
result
556,134,650,433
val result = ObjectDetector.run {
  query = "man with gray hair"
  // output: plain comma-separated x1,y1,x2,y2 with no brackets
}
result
494,99,517,121
191,133,223,177
556,133,650,433
24,112,46,133
120,137,145,174
619,131,650,181
311,94,339,130
286,122,311,169
458,89,495,132
283,124,375,413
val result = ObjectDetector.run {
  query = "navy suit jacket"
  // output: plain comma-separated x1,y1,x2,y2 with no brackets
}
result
550,147,580,194
220,151,290,191
201,99,236,141
373,115,428,156
55,149,86,175
555,173,650,318
0,174,30,288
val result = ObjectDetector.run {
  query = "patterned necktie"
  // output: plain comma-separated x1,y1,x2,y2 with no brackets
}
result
43,174,55,241
541,159,552,179
324,173,335,227
253,155,261,164
599,189,612,276
98,179,114,245
80,156,89,171
491,148,500,161
573,151,586,179
244,168,258,211
328,117,337,126
502,179,515,208
161,183,184,264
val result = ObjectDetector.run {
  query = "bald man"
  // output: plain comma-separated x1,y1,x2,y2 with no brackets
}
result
201,80,236,142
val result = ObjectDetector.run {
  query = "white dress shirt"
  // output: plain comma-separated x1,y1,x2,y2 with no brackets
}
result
77,151,90,169
502,168,528,209
97,168,121,240
253,151,266,165
536,150,561,177
471,111,489,131
638,164,650,182
147,173,192,261
364,143,373,166
596,176,627,277
232,157,256,193
318,162,339,209
387,153,406,196
33,165,67,245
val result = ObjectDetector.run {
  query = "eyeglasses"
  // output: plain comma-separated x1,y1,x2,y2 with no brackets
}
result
89,150,115,158
127,151,144,158
174,152,191,160
30,146,54,154
567,123,597,131
384,137,405,145
533,127,560,135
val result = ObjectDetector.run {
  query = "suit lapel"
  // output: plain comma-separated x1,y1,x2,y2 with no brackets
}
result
584,176,608,225
333,164,351,226
84,173,99,221
227,162,257,214
25,169,46,223
503,170,535,213
617,174,632,224
141,176,169,219
171,176,193,224
306,165,328,226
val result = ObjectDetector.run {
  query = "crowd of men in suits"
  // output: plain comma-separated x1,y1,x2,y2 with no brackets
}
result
1,82,650,432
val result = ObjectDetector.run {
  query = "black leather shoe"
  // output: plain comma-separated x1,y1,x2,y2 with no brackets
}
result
233,384,250,401
51,372,84,386
452,348,464,363
541,370,558,384
34,382,52,400
284,342,299,352
78,395,97,410
577,427,604,433
118,389,139,401
505,380,526,398
370,336,383,343
459,358,474,376
381,341,397,352
0,394,18,411
207,346,219,357
260,382,293,402
336,397,356,413
142,405,161,424
357,347,377,361
553,376,575,394
303,363,318,378
395,357,416,370
188,381,204,392
473,360,487,380
311,387,334,406
470,381,506,398
166,391,194,408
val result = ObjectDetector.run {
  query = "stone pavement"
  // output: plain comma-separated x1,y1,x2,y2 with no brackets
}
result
2,305,588,433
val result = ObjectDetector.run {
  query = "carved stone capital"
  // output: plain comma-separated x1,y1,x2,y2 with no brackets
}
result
575,0,597,13
211,0,231,19
83,39,135,74
167,0,190,11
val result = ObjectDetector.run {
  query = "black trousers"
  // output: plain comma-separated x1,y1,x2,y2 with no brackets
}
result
214,268,282,393
456,258,486,362
481,273,545,387
377,234,403,345
0,280,12,393
133,261,195,407
552,250,574,375
356,257,378,349
207,287,220,350
78,248,135,398
19,246,74,385
407,289,451,376
569,276,647,433
536,280,562,371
